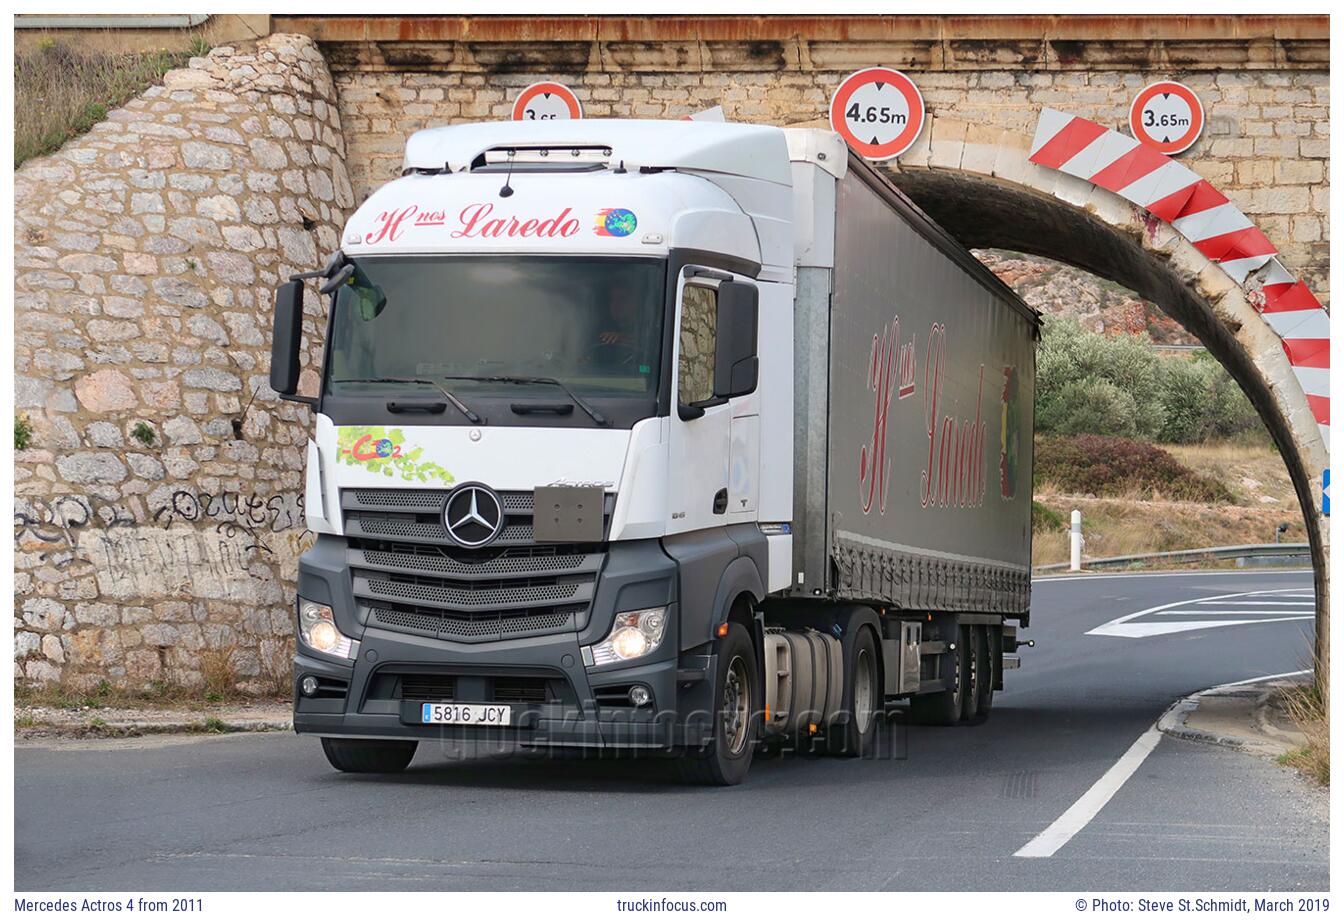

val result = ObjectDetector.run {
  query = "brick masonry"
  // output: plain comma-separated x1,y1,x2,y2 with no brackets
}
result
14,34,351,689
334,68,1327,299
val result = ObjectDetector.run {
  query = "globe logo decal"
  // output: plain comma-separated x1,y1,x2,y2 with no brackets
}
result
594,208,638,238
374,438,395,458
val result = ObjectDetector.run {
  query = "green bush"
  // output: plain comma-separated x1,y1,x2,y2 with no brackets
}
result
1037,317,1263,444
1037,377,1141,439
1032,500,1066,533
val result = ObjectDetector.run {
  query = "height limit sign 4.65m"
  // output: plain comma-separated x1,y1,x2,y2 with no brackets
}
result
830,68,926,161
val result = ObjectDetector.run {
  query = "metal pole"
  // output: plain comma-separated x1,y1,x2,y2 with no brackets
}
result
1070,509,1083,572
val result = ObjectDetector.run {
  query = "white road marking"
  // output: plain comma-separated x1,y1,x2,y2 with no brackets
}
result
1192,600,1314,606
1035,569,1311,583
1015,725,1163,858
1087,589,1316,638
1015,670,1311,859
1157,610,1312,617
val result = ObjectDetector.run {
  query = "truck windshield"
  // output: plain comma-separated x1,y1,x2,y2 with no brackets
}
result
323,256,665,403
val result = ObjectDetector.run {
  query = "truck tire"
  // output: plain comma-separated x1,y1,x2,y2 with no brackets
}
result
969,626,994,723
826,626,880,757
678,623,758,786
321,737,418,773
908,623,964,726
960,625,982,723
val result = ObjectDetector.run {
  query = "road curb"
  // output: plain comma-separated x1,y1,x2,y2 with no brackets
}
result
1156,672,1309,755
1156,696,1244,748
17,714,293,738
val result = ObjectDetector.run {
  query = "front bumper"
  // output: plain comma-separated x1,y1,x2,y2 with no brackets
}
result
293,622,714,750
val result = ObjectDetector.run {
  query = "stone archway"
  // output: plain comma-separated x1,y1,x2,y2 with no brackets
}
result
884,116,1329,673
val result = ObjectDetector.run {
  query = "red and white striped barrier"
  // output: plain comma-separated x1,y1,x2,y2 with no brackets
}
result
1029,108,1329,445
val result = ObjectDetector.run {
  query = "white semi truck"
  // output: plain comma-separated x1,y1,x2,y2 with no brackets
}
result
271,120,1038,785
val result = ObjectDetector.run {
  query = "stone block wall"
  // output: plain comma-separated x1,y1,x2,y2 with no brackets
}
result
14,34,351,689
334,68,1328,300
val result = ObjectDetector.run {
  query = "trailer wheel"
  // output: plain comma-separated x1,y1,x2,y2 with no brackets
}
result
677,622,758,786
320,737,418,773
960,625,982,723
908,622,964,726
969,627,994,723
826,626,880,757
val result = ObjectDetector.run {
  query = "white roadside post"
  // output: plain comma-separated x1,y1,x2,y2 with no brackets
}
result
1070,510,1084,572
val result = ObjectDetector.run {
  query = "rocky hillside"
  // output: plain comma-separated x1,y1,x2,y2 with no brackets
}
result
976,249,1197,345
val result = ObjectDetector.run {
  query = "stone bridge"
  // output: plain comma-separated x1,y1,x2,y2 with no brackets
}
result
13,15,1329,688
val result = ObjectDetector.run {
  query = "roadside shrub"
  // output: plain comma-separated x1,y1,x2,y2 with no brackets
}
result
1159,352,1261,443
1032,500,1065,533
1037,377,1141,439
1036,316,1264,444
1035,434,1234,503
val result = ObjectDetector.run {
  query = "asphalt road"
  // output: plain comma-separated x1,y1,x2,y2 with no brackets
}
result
15,569,1327,891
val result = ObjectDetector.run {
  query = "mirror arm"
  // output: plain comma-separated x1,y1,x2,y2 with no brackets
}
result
280,393,319,408
677,402,706,421
319,263,355,294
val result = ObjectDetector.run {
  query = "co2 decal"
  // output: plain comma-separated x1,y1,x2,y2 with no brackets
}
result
512,82,582,121
336,426,453,483
829,68,926,161
1129,81,1204,155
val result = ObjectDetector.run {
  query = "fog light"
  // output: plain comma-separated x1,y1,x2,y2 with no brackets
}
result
628,685,652,707
300,675,319,697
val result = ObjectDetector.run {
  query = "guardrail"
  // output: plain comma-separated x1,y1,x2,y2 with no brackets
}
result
1035,542,1311,573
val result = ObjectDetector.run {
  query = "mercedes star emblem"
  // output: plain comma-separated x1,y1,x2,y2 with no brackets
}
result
442,483,505,548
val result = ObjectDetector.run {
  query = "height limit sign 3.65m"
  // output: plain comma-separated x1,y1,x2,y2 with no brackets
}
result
1129,81,1204,155
829,68,925,161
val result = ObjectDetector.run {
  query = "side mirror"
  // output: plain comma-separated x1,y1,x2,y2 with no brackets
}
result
713,280,759,399
270,280,307,401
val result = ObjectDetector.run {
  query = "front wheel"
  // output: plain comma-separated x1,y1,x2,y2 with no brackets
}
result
321,737,418,773
678,623,758,785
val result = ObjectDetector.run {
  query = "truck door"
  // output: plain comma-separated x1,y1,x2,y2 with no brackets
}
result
667,273,731,535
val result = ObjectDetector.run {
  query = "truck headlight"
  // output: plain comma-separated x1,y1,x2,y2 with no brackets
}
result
586,607,668,666
298,599,355,659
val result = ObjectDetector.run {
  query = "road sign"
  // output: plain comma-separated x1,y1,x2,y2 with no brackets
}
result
512,81,582,122
1323,468,1330,516
829,68,925,161
1129,81,1204,155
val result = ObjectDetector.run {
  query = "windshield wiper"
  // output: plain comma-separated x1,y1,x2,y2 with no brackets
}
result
441,375,608,426
331,377,483,424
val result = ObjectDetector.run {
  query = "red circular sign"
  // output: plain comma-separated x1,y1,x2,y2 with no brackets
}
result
511,82,582,122
1129,81,1204,155
829,68,925,161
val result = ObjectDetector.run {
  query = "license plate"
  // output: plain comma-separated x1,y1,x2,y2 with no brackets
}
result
420,702,512,726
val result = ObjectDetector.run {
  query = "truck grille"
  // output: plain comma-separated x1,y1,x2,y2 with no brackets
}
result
343,488,612,643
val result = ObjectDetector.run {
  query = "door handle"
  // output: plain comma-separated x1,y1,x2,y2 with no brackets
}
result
712,488,728,515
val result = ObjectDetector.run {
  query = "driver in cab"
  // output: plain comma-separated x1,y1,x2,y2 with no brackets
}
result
588,281,640,369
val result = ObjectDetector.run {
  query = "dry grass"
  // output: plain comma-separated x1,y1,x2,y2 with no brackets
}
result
198,646,241,698
1279,680,1329,786
14,34,207,166
1033,440,1304,567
